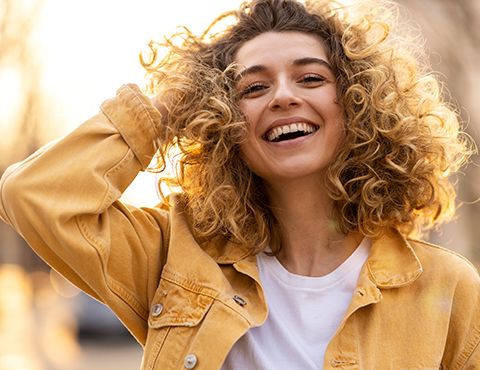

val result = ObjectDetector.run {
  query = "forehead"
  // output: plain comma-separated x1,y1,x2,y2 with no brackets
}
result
234,31,328,68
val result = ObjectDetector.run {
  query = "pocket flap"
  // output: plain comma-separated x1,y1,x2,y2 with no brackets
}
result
148,277,215,329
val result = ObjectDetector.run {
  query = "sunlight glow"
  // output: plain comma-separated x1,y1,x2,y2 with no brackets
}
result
0,67,22,150
31,0,243,206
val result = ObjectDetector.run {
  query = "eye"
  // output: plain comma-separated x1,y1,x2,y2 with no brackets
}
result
299,74,326,85
240,82,268,97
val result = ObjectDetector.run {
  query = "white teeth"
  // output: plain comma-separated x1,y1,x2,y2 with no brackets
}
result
266,123,317,142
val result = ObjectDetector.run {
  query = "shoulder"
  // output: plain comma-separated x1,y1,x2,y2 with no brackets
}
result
407,239,478,276
407,242,480,368
407,239,480,297
407,239,480,368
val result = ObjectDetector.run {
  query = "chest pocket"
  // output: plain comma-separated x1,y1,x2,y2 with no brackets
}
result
142,276,216,370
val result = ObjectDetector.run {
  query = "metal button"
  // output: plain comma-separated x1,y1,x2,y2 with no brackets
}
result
184,354,197,369
151,303,163,317
233,295,247,306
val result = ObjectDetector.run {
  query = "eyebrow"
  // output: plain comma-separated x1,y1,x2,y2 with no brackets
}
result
293,57,332,71
235,65,268,81
235,57,333,81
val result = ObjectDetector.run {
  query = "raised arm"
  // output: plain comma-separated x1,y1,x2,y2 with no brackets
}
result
0,84,168,343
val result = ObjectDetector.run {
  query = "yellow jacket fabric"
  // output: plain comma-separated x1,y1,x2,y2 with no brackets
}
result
1,84,479,370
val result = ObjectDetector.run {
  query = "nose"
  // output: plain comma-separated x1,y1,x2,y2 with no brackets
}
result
268,80,302,110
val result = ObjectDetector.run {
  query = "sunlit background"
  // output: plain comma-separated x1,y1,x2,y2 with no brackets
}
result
0,0,479,369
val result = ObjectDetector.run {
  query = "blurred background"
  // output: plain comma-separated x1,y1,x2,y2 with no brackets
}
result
0,0,479,369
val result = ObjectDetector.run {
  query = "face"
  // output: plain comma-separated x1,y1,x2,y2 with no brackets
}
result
234,31,344,187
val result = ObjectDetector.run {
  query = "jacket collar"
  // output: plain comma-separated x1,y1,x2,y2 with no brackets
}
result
367,229,423,289
168,194,422,286
202,237,255,264
166,195,255,265
202,226,424,286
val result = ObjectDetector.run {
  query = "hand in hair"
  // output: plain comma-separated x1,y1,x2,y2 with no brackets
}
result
151,95,169,124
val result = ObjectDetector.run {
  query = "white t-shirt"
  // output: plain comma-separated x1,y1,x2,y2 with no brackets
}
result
221,238,371,370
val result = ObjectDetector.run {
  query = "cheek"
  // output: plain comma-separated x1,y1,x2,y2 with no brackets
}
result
239,135,256,168
328,117,346,158
238,100,250,120
329,102,346,137
239,134,267,178
238,102,261,165
239,99,263,129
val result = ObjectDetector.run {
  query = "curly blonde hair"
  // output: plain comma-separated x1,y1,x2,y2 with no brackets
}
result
141,0,471,251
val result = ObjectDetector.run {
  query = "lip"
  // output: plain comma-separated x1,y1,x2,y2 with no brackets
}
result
262,116,319,141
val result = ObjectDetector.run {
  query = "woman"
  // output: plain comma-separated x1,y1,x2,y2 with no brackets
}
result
0,0,478,369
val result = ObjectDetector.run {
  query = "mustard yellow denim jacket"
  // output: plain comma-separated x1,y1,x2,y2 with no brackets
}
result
1,84,480,370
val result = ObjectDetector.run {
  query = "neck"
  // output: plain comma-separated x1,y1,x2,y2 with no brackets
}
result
266,177,363,277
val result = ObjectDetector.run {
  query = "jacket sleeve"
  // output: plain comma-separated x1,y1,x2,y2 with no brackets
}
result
0,84,167,344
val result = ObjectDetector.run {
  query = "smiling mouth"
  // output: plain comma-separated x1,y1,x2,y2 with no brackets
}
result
265,123,318,142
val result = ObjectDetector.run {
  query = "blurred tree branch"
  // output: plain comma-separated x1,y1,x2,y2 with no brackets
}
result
0,0,47,268
0,0,45,174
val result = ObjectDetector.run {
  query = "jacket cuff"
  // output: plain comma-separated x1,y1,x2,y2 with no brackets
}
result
100,84,162,171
